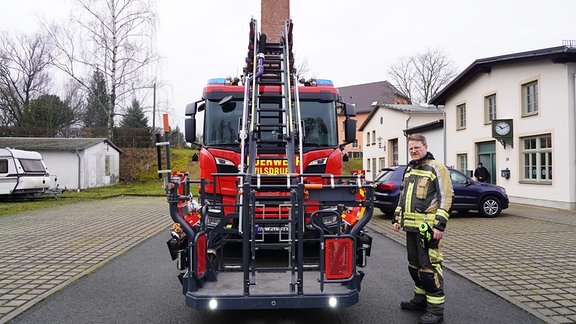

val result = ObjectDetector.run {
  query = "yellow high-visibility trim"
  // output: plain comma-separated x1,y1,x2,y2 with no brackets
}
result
409,169,437,181
414,285,426,295
427,295,445,304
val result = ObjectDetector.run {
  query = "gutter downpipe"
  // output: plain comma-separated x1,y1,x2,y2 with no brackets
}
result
573,74,576,209
405,112,413,163
76,149,81,192
436,105,447,164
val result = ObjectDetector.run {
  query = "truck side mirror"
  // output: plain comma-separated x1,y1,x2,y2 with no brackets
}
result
344,118,357,144
185,118,196,143
341,102,356,117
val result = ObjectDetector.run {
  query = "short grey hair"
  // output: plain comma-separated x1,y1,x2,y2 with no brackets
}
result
407,133,427,145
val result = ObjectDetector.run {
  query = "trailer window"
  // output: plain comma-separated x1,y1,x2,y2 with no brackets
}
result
0,159,7,173
19,159,46,173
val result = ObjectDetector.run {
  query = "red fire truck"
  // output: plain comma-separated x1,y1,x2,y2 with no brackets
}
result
164,18,373,310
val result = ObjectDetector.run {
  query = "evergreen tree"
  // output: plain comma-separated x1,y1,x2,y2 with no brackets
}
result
170,125,185,148
84,69,109,135
121,99,149,128
22,94,74,136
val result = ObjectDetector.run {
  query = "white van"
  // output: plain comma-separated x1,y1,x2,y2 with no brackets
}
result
0,148,53,196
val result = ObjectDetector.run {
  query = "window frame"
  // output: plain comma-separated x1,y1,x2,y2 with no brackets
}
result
521,134,552,184
457,153,468,174
456,103,466,130
484,94,497,124
522,80,539,117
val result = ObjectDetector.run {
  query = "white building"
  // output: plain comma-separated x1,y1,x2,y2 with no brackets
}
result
0,137,122,191
358,104,444,181
431,45,576,210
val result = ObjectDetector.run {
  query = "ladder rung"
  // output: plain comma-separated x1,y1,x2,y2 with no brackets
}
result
254,218,292,224
256,123,286,128
254,242,292,249
257,107,286,112
251,267,291,272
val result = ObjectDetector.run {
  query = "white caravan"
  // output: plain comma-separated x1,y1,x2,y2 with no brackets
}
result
0,148,53,196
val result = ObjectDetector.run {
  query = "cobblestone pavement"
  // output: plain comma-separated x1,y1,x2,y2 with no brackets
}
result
369,204,576,324
0,197,171,323
0,197,575,323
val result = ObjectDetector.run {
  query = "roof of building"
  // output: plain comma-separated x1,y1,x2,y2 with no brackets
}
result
0,137,122,153
430,45,576,105
338,81,408,114
405,119,444,134
358,104,444,131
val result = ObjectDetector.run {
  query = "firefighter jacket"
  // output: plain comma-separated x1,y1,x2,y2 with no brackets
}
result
393,153,453,232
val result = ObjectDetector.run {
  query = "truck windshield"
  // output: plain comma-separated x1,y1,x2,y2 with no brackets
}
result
203,99,338,147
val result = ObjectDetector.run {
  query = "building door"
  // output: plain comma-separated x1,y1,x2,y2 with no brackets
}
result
477,141,496,184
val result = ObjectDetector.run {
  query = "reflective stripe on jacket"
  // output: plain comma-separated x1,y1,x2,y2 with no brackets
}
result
394,159,453,232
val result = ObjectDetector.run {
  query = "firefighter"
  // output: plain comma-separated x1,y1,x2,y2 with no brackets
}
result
392,133,453,324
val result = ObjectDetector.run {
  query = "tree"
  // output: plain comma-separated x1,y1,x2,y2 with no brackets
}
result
45,0,158,140
121,99,149,128
170,125,185,148
84,69,109,135
22,94,75,136
388,48,458,105
0,32,54,127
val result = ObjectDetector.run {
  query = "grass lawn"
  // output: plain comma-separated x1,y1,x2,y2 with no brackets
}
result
0,152,363,218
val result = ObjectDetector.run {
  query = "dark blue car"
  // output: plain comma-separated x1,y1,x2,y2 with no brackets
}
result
374,165,509,218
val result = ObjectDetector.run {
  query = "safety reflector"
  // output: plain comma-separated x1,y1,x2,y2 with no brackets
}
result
325,237,354,280
196,233,207,277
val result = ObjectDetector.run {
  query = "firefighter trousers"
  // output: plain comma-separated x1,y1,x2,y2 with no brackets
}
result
405,231,445,315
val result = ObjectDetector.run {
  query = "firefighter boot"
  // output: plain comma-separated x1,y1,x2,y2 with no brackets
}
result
400,293,427,312
419,311,444,324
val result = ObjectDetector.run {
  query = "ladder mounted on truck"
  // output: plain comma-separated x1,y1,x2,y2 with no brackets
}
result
236,17,304,293
163,18,374,311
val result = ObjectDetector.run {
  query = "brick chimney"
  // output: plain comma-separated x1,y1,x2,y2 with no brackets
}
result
261,0,290,43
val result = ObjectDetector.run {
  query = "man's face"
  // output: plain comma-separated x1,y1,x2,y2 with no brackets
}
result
408,140,427,160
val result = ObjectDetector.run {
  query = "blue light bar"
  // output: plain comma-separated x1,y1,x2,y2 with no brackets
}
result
208,78,227,84
315,79,333,86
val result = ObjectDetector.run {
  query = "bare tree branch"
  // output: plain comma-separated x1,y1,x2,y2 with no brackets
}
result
44,0,159,140
388,48,457,105
0,32,54,126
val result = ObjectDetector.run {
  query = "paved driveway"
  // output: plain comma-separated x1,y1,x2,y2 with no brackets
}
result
1,197,575,323
0,197,171,323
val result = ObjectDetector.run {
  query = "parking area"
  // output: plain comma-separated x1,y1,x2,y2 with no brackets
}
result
0,197,171,323
0,197,575,323
369,206,576,324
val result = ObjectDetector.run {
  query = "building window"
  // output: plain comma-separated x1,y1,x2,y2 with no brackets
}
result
521,134,551,183
366,158,370,172
522,80,538,116
372,130,376,145
457,104,466,129
105,156,111,176
457,154,468,174
391,139,398,165
484,94,496,123
352,139,358,148
379,157,385,171
372,158,377,178
366,132,370,146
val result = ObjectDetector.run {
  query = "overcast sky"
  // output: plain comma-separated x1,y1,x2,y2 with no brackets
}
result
1,0,575,130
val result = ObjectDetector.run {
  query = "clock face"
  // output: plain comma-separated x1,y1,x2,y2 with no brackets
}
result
495,122,511,136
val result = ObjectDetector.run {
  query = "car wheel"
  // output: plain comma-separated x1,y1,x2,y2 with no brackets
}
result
379,208,394,217
479,196,501,218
